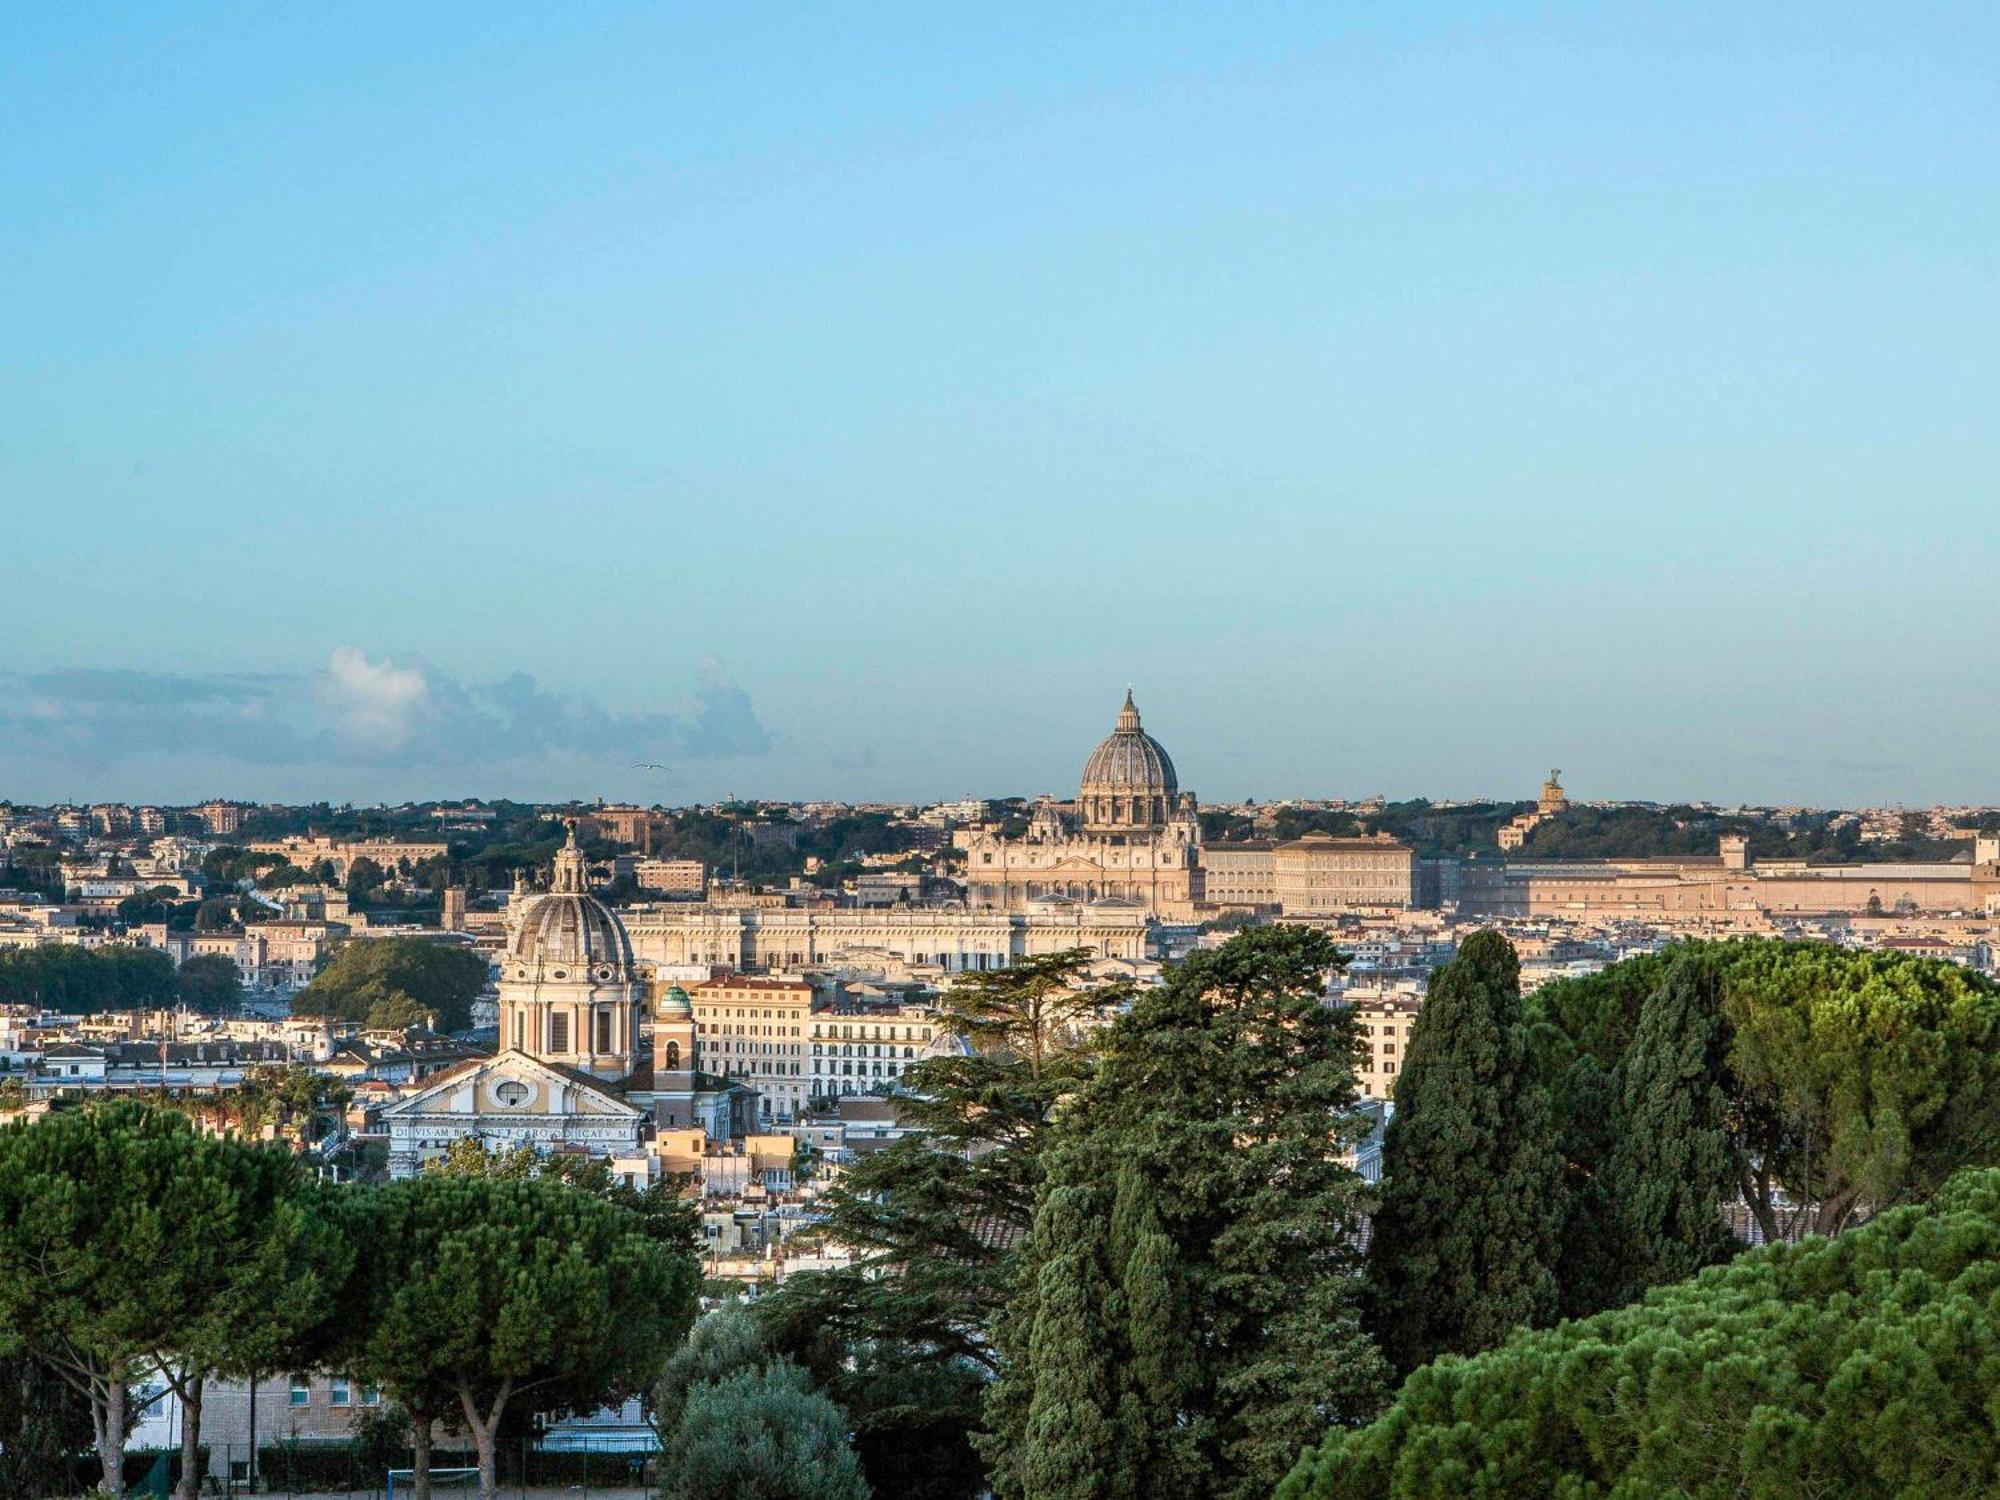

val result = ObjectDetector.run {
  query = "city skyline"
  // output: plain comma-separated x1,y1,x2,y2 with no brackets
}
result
0,669,1993,814
5,6,1997,805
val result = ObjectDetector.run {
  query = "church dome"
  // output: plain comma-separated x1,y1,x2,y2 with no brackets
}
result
1078,691,1179,832
505,826,635,976
656,984,692,1019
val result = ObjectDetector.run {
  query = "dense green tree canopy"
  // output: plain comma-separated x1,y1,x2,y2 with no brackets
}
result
1366,931,1565,1373
146,1141,351,1500
1532,938,2000,1242
985,926,1387,1500
0,1103,339,1498
0,1348,93,1500
760,950,1121,1499
115,885,185,927
658,1363,871,1500
653,1305,770,1445
198,847,282,885
193,897,240,932
1601,949,1738,1298
1281,1166,2000,1500
174,951,244,1015
347,1171,697,1500
293,936,489,1032
345,855,389,905
0,944,178,1013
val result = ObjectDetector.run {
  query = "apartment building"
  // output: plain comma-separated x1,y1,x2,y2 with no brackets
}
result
808,1001,939,1100
636,858,706,896
691,976,815,1123
1341,984,1424,1101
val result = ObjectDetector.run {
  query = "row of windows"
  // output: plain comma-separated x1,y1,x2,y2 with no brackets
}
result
289,1377,381,1407
812,1060,905,1078
812,1043,916,1058
514,1007,622,1055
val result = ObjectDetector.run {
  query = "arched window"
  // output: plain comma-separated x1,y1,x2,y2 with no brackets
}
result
664,1041,680,1069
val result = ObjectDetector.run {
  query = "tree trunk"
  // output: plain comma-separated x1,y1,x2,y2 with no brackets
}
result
1812,1183,1867,1237
458,1382,512,1500
93,1373,128,1500
1738,1164,1779,1246
412,1415,434,1500
173,1373,205,1500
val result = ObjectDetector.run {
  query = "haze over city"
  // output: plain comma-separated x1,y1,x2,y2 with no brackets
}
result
5,4,1996,806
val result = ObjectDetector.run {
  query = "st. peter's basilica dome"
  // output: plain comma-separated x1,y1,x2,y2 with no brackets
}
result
1078,690,1179,832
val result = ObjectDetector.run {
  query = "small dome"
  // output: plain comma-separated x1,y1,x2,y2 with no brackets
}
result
506,891,635,971
1078,691,1178,832
657,984,692,1018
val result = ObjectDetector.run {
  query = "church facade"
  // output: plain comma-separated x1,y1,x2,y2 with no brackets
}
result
381,826,658,1178
955,692,1204,921
379,1048,649,1179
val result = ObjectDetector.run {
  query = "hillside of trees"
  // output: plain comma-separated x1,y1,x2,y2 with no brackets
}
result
0,946,241,1015
1520,803,1978,862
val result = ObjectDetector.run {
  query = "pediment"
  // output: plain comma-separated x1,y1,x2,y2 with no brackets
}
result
380,1049,643,1123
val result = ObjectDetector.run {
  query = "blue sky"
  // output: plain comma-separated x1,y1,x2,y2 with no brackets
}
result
3,4,1995,808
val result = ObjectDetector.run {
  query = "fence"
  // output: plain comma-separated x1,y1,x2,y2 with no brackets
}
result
135,1433,652,1500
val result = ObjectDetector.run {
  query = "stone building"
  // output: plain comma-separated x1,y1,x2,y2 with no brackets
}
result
1202,841,1279,908
688,976,815,1124
496,828,646,1081
1271,833,1416,914
380,827,652,1177
621,900,1149,971
957,692,1204,919
1198,834,1417,916
378,1048,650,1180
809,1001,946,1101
1498,770,1568,850
1342,984,1425,1101
1461,834,2000,919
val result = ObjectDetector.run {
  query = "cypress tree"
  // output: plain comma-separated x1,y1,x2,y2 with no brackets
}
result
1550,1050,1625,1319
1605,949,1737,1296
1014,1183,1130,1500
1365,930,1564,1373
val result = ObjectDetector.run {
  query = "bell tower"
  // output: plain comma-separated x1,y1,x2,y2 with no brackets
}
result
652,984,696,1085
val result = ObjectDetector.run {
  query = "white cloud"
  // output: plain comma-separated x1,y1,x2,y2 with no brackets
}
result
319,647,429,750
0,654,773,786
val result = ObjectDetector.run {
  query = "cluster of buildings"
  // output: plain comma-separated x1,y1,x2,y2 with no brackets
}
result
8,688,2000,1253
5,692,2000,1476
